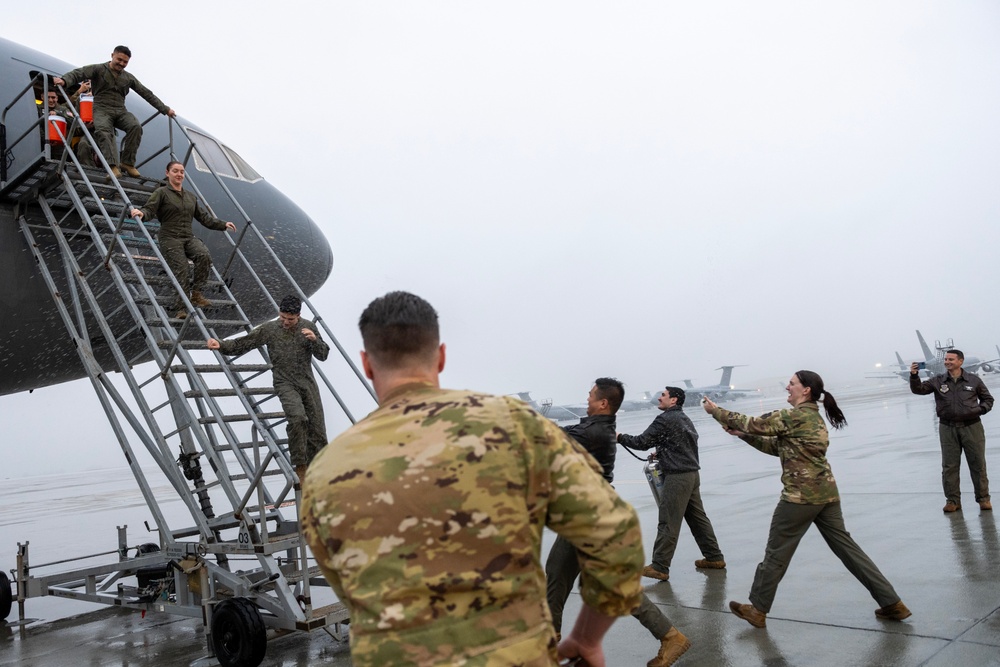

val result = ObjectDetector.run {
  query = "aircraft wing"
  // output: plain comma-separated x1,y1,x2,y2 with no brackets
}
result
967,356,1000,374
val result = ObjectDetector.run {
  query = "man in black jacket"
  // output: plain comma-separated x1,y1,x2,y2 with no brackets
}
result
910,350,994,512
618,386,725,581
545,378,690,667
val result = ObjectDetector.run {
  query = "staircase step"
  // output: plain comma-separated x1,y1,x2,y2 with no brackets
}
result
183,387,276,398
102,233,155,248
198,411,285,424
217,438,289,452
122,273,225,288
171,364,272,373
155,319,249,332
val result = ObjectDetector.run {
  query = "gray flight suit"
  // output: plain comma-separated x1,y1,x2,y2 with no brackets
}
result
218,318,330,467
60,62,170,168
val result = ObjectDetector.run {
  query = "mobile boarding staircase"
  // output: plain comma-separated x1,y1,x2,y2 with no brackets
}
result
0,76,376,666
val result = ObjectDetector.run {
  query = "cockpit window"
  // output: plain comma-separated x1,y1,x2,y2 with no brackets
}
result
223,146,262,182
187,128,263,183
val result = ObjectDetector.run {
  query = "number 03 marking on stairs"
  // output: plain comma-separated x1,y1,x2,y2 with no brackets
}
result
237,524,252,550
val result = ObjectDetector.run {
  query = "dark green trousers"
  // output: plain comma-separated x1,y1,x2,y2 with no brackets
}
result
749,500,900,613
939,421,990,504
652,470,724,574
545,535,672,639
160,236,213,306
92,106,141,166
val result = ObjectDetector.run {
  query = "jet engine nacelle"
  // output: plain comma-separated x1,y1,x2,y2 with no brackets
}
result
981,363,994,373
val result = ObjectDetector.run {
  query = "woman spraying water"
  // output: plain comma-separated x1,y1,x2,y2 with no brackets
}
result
702,370,911,627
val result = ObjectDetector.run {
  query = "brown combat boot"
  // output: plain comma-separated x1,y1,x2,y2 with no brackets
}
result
943,502,961,513
647,627,691,667
174,309,187,320
110,165,122,178
190,291,212,308
875,600,912,621
729,601,766,628
979,500,992,511
121,163,141,177
694,559,726,569
642,565,669,581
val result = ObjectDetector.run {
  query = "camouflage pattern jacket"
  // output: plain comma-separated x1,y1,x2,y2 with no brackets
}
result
710,402,839,505
60,62,169,114
217,318,328,388
137,187,228,242
302,383,643,667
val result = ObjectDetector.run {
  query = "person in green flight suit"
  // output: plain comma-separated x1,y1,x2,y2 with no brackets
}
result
131,161,236,318
207,295,329,480
54,45,175,178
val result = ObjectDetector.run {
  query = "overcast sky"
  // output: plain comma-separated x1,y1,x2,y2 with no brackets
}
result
3,2,1000,477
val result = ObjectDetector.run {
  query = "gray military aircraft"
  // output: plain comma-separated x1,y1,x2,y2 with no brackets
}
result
646,365,758,403
513,390,654,422
0,37,332,396
871,330,999,381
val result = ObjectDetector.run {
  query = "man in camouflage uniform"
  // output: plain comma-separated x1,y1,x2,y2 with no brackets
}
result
132,161,236,318
702,371,909,628
207,295,329,478
302,291,644,667
54,45,175,178
910,350,994,512
617,387,726,581
546,378,690,667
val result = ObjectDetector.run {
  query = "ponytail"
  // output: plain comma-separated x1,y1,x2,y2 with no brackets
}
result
820,391,847,430
795,370,847,430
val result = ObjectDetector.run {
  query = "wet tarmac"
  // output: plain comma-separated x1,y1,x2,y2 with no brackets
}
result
2,379,999,665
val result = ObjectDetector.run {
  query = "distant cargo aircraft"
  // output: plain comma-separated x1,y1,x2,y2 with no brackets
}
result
646,365,757,403
512,390,653,422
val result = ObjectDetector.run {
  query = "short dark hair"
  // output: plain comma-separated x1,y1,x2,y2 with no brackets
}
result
279,295,301,314
165,160,183,172
946,349,964,361
359,291,439,367
663,386,686,407
113,45,132,58
593,377,624,414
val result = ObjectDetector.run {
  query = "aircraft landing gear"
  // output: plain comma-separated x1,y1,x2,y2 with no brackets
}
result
211,597,267,667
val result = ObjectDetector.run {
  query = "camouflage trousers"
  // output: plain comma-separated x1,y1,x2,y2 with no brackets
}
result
749,500,900,613
276,380,327,467
651,470,724,573
545,535,673,638
939,421,989,504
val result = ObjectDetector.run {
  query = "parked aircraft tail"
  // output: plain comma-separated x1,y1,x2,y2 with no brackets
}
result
916,330,936,363
715,365,747,389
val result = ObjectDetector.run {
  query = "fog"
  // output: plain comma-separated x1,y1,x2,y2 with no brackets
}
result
2,2,999,478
